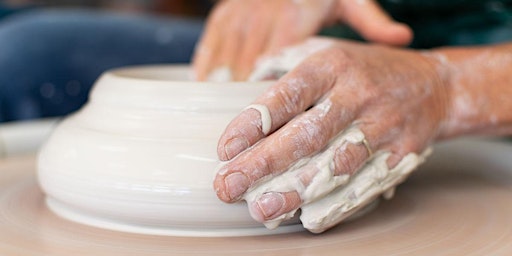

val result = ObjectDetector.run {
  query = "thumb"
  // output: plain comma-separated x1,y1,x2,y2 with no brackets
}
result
337,0,413,46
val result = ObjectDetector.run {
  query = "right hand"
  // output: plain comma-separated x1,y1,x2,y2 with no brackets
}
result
213,38,449,232
192,0,413,81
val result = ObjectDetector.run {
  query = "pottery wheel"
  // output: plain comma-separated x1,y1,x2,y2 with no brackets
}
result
1,139,512,255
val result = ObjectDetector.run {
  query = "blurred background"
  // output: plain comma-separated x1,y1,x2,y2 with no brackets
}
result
0,0,214,125
0,0,214,17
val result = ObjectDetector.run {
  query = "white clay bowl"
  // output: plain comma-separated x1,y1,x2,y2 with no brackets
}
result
37,65,303,237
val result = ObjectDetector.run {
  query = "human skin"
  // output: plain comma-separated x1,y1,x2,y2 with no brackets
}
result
212,39,512,225
192,0,412,81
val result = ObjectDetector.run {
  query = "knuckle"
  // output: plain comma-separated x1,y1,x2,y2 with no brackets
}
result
273,82,303,113
390,139,421,157
288,124,323,159
209,8,224,24
279,8,299,25
292,138,317,160
252,153,274,178
335,149,357,175
326,47,353,68
334,145,365,175
403,141,422,154
298,167,319,186
380,113,405,131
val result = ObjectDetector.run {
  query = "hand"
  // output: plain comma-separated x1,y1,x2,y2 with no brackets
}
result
193,0,413,81
213,38,450,232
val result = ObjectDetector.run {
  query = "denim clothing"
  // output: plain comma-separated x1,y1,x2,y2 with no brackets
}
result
0,9,202,122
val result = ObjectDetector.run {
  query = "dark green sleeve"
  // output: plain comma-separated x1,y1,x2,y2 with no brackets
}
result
320,0,512,48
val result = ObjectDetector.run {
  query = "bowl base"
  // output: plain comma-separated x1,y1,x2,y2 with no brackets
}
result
46,196,380,237
45,197,305,237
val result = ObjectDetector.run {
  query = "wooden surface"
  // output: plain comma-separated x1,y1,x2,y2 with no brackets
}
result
1,139,512,255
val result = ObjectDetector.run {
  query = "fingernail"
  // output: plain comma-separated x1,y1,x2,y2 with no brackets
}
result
225,172,250,200
256,192,285,219
224,137,249,159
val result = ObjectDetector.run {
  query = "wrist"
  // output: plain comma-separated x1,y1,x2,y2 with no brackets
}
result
414,49,454,141
427,44,512,140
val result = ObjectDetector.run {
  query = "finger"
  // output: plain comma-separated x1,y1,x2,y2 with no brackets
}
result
334,142,371,175
192,3,230,81
338,0,413,46
385,136,424,169
218,51,339,161
215,95,360,202
295,124,379,198
192,10,224,80
212,3,252,81
233,2,275,81
297,138,372,189
192,35,218,81
248,191,301,223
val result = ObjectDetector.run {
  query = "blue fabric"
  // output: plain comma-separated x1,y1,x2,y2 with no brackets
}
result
0,9,203,122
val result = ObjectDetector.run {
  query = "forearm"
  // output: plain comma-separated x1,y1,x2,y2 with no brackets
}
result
431,43,512,139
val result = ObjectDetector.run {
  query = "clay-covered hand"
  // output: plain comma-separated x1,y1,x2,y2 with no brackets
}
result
192,0,412,81
213,38,450,232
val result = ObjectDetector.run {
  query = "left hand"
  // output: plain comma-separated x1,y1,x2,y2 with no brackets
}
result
193,0,413,81
213,38,450,231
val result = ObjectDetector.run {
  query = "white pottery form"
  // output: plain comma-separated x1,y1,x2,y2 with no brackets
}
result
37,65,303,237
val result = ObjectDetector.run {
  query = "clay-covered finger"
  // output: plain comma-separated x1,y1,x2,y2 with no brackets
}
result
248,191,301,226
300,148,431,233
333,142,372,176
294,128,374,203
384,135,426,169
